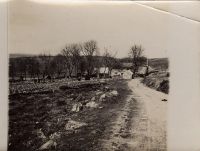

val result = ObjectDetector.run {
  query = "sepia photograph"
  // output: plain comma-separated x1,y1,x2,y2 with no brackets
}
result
7,1,170,151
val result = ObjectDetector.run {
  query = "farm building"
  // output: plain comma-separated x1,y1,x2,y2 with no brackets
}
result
96,67,110,78
137,65,157,77
111,69,122,78
111,69,133,79
122,69,133,79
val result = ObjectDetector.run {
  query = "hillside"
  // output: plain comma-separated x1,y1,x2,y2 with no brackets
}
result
9,53,36,58
148,58,169,71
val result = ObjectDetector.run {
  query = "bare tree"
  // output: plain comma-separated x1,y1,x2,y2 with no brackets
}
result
50,54,66,78
79,57,87,76
129,45,144,79
62,43,82,77
62,47,73,78
70,44,82,76
103,48,117,78
16,58,29,81
83,40,98,77
27,58,40,79
39,53,52,81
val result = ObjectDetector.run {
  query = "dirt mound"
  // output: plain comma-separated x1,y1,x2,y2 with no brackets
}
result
157,80,169,94
142,73,169,94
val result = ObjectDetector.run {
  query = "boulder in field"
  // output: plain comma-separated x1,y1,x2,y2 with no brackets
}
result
36,129,46,140
65,119,87,131
104,86,110,91
39,140,57,150
82,100,89,105
110,90,118,97
71,103,83,112
99,93,106,101
49,132,61,141
96,90,103,95
86,101,98,108
91,97,96,101
66,98,73,101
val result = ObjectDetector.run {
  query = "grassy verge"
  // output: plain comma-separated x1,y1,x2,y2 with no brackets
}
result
142,72,169,94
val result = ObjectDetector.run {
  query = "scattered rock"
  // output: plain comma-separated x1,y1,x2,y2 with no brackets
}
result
39,140,57,150
86,101,98,108
110,90,118,97
99,93,106,101
49,132,61,141
104,86,110,91
79,137,85,141
27,95,34,99
36,129,46,140
96,91,103,95
71,103,83,112
66,98,73,101
83,99,90,105
91,130,97,134
91,97,96,101
65,119,87,131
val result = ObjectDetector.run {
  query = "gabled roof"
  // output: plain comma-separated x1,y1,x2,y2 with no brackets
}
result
137,66,156,75
99,67,109,74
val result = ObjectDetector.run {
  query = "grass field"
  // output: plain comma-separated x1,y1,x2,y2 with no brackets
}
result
8,79,131,151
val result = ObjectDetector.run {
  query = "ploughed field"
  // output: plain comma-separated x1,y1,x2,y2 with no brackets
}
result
8,79,132,151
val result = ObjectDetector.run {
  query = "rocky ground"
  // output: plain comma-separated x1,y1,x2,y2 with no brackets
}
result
8,79,132,151
8,78,167,151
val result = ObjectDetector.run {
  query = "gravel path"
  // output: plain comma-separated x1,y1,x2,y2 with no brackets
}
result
101,79,167,151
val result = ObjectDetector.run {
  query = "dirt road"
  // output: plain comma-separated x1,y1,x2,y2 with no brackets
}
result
101,79,167,151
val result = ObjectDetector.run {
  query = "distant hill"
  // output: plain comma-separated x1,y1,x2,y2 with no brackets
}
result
9,53,168,70
9,53,36,58
148,58,169,71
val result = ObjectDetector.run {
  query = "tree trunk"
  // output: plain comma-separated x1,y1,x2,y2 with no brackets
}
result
104,67,106,78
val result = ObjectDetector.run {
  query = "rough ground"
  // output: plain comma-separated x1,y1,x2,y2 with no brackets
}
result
8,79,131,151
101,79,167,151
8,78,167,151
142,72,169,94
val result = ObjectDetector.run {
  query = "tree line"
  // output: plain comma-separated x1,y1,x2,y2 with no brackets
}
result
9,40,146,82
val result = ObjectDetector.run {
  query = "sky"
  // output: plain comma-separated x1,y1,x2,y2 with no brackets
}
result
8,0,195,58
141,1,200,21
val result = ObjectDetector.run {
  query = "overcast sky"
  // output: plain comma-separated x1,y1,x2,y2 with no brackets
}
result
8,0,190,58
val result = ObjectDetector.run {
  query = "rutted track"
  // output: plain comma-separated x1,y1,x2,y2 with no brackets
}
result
101,79,167,151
